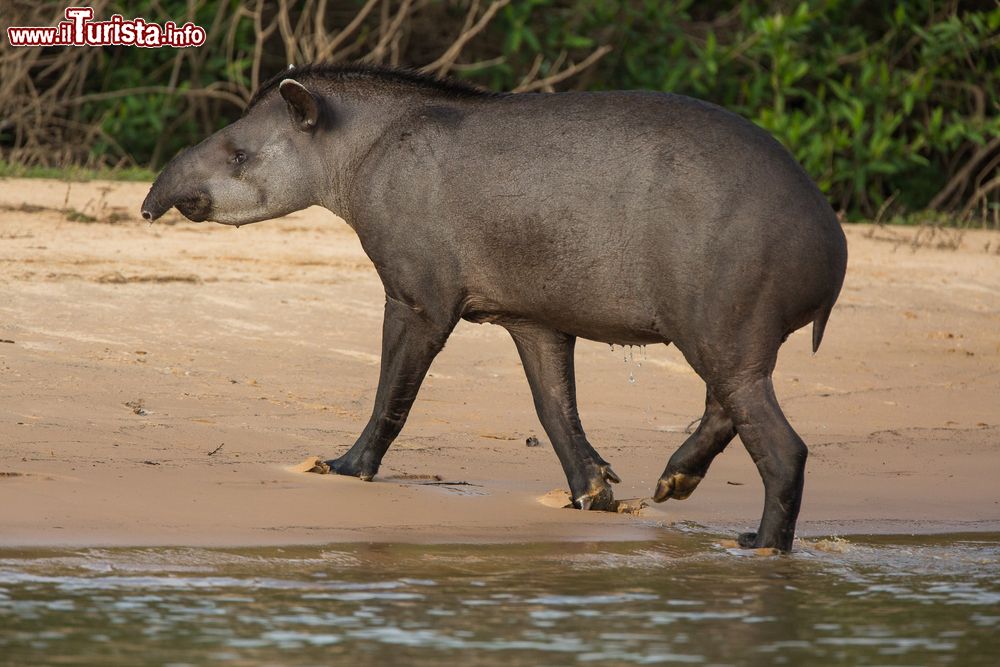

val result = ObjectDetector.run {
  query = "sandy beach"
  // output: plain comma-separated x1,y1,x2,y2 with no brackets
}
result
1,178,998,547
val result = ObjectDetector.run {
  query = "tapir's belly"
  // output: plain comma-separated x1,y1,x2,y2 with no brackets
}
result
463,294,671,345
460,235,679,345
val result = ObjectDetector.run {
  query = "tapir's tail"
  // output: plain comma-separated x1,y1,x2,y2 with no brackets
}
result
811,213,848,354
811,300,834,354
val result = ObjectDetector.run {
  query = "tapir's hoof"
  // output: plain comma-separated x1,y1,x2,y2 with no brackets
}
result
737,531,792,553
600,463,621,484
323,456,377,482
652,471,703,502
571,486,617,512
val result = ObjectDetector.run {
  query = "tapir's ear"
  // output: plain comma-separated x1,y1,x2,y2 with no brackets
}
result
278,79,321,132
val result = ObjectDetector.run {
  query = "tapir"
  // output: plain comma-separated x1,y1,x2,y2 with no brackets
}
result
141,64,848,552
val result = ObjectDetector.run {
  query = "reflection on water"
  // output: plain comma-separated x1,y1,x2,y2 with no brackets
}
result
1,533,999,666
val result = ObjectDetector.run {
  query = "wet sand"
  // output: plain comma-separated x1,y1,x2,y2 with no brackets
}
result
1,178,998,546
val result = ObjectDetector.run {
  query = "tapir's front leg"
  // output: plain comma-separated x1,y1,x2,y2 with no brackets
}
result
325,296,455,480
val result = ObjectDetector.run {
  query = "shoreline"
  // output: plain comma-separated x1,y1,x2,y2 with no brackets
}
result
2,179,999,549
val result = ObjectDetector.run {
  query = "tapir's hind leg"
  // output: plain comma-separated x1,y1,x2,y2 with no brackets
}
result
652,388,736,502
716,375,807,552
507,324,620,511
325,296,455,480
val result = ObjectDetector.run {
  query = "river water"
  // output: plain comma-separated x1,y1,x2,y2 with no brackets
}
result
1,532,998,666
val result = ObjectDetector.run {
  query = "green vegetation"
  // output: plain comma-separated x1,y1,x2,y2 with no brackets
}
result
0,160,155,183
483,1,1000,221
2,0,997,223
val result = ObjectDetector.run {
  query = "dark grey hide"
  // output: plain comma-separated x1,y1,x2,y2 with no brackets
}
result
141,64,847,552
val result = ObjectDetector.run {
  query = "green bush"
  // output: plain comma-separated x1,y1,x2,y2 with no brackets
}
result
479,0,1000,219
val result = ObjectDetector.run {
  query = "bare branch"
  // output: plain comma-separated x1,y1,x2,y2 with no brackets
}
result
316,0,381,61
513,45,613,93
450,56,506,72
927,135,1000,210
959,175,1000,221
420,0,510,78
516,54,544,90
65,86,247,109
364,0,415,65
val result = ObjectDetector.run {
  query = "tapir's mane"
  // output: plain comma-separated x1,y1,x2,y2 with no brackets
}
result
246,63,502,113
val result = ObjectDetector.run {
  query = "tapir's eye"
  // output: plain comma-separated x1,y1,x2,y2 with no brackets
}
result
231,150,247,165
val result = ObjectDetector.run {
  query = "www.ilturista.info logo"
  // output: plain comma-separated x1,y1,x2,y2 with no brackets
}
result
6,7,206,48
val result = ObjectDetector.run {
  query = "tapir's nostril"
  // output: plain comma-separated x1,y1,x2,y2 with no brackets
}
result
141,210,152,221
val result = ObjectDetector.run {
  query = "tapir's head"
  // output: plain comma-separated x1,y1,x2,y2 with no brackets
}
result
141,79,327,225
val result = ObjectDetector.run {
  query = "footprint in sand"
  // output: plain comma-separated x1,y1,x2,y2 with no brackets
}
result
288,457,331,474
537,489,650,515
288,457,487,495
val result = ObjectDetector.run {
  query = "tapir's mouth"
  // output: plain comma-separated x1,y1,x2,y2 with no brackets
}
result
173,193,212,223
141,188,212,223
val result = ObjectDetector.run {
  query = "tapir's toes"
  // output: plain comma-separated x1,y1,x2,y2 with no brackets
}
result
601,463,621,484
324,456,376,481
735,531,790,553
652,471,703,503
652,477,672,503
570,485,617,512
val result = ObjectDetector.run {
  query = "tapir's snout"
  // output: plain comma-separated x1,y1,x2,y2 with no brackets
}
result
139,190,168,221
141,147,213,223
140,188,212,223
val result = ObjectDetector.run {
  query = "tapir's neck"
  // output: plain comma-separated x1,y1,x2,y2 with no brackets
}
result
311,91,412,224
312,87,481,232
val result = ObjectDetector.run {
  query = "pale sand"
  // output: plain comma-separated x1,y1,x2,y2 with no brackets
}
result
1,178,998,547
